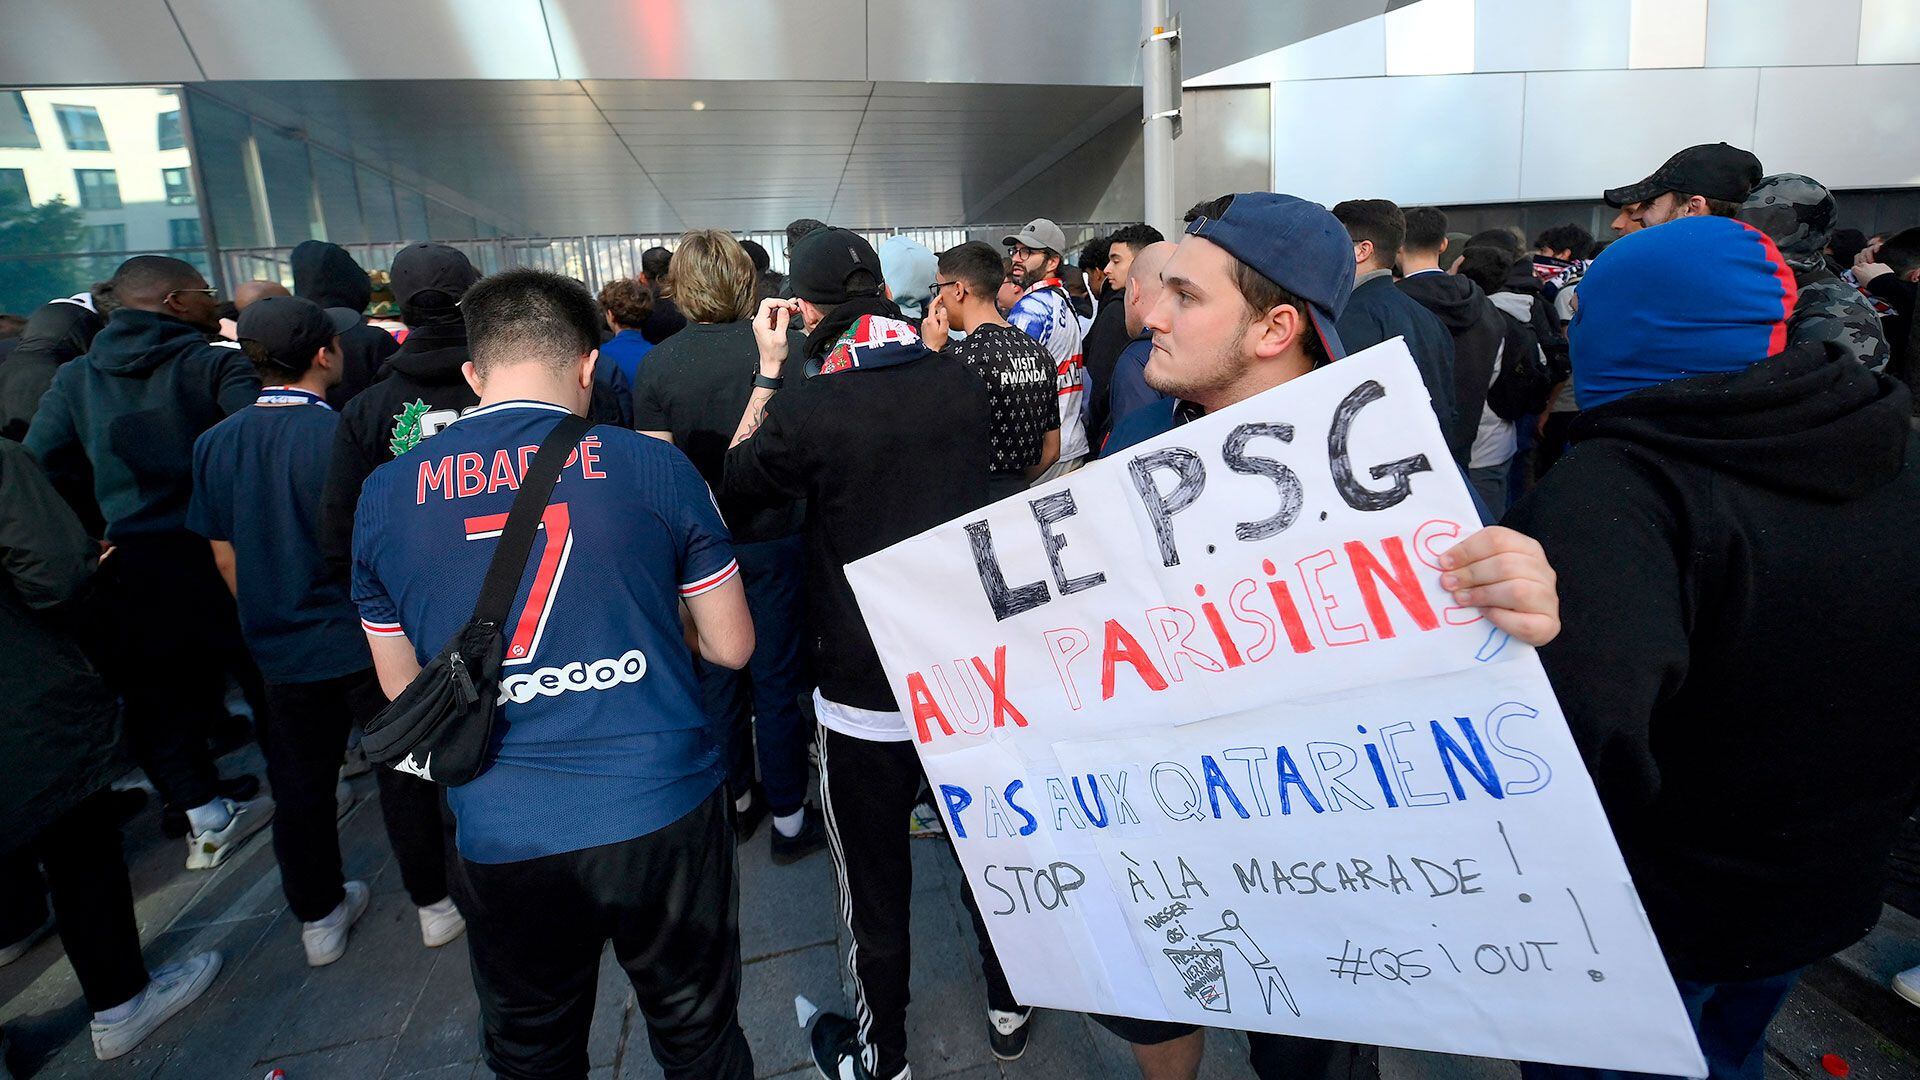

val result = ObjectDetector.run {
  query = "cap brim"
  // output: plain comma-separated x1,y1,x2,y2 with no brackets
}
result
1603,180,1662,208
323,307,361,335
1309,305,1347,363
1001,234,1025,248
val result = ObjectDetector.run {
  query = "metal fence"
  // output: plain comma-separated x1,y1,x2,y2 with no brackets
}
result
218,223,1127,297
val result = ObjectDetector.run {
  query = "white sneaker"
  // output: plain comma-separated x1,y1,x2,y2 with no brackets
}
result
300,880,370,967
89,950,222,1060
185,796,274,871
418,897,466,948
0,915,53,967
1895,964,1920,1007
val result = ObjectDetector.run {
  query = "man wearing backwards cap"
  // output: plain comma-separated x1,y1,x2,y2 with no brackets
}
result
722,229,1032,1079
1096,192,1564,1080
1504,215,1920,1079
190,296,463,967
1604,142,1763,232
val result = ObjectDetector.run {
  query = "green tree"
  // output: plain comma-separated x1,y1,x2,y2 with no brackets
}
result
0,190,89,314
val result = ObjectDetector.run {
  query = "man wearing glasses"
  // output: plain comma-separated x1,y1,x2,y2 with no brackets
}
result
1002,218,1090,480
27,255,274,872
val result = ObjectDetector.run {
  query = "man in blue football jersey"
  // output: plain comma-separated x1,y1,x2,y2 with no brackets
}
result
352,269,756,1080
189,296,461,969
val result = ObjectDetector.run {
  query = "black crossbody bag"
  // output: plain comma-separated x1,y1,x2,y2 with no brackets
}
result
360,413,594,787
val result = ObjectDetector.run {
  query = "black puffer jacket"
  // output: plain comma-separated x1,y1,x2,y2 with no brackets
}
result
0,299,103,442
0,440,122,842
1506,341,1920,981
291,240,399,408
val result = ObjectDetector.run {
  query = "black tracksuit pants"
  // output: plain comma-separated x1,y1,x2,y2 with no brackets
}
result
262,668,450,922
0,791,149,1012
448,788,752,1080
817,727,1019,1080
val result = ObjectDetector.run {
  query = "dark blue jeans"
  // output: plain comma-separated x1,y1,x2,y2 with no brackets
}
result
698,534,810,816
1518,970,1799,1080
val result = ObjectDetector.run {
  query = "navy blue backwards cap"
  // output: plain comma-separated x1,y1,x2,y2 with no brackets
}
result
1185,192,1353,360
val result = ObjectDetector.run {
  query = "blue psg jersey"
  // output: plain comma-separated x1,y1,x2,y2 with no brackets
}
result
351,400,739,863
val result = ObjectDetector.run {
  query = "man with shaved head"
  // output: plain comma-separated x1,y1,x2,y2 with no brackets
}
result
27,255,274,872
1101,238,1176,434
232,279,289,311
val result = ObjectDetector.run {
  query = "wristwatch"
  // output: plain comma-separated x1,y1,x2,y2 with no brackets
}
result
752,373,784,391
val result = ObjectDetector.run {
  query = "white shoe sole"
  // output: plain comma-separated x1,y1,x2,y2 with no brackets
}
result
91,952,222,1060
1895,976,1920,1008
185,802,274,871
420,909,466,948
302,883,370,967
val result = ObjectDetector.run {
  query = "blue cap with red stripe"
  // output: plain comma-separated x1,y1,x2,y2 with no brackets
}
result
1185,192,1353,361
1570,215,1797,410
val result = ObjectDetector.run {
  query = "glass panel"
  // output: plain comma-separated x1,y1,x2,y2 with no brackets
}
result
74,169,122,210
253,121,317,246
188,92,261,249
54,104,110,151
396,187,429,242
169,217,204,250
83,223,126,252
157,109,184,151
0,92,36,149
311,150,365,245
356,165,399,243
0,169,25,204
163,167,195,205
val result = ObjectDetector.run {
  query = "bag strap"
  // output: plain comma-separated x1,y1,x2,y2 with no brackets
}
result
471,413,594,628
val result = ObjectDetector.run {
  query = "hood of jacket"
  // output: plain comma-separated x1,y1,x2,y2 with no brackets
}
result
1738,173,1834,275
1398,270,1491,332
84,310,223,376
10,298,103,368
291,240,373,312
381,319,469,383
1487,289,1534,323
1572,340,1911,502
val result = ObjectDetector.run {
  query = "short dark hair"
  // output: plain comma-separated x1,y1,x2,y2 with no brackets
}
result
99,254,204,308
239,337,314,382
640,246,672,283
598,277,653,329
786,218,828,250
1466,228,1524,259
1534,223,1594,258
1330,199,1405,261
1701,196,1742,218
939,241,1005,298
1107,222,1166,253
1181,194,1328,368
1078,235,1111,272
1184,196,1232,223
739,239,771,274
1454,246,1515,296
1881,227,1920,275
462,268,601,377
1401,207,1449,253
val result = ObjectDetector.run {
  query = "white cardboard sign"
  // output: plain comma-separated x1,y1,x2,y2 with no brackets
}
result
845,341,1705,1075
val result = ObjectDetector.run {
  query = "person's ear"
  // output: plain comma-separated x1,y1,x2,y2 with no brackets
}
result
461,359,482,395
1249,304,1305,361
581,349,599,390
1353,239,1372,267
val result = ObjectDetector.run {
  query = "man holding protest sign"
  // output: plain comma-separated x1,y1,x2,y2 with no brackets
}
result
722,229,1034,1080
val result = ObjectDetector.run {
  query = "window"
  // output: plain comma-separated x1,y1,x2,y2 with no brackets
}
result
169,217,204,250
83,223,126,252
163,166,195,205
0,93,35,149
157,109,184,151
54,105,110,151
74,169,121,210
0,169,27,206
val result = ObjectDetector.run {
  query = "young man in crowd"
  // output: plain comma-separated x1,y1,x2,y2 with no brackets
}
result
1399,206,1512,504
635,228,821,863
1328,199,1460,460
1604,142,1762,230
596,276,655,386
290,240,399,407
1854,227,1920,385
639,245,688,343
1100,191,1564,1080
1505,215,1920,1079
189,296,461,968
923,239,1060,500
1003,218,1090,478
721,229,1031,1078
353,268,756,1080
25,255,273,871
1079,233,1113,303
1103,239,1176,433
1738,174,1892,372
1085,224,1165,445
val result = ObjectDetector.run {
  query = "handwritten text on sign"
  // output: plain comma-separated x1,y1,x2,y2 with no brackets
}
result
846,342,1704,1075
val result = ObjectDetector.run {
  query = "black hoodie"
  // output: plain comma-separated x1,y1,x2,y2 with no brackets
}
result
1399,270,1506,463
0,299,103,442
1504,341,1920,982
291,240,399,408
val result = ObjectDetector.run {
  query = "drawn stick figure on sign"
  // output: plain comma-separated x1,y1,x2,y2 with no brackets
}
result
1197,911,1301,1018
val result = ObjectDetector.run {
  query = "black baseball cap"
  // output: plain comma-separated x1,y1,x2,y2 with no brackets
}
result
1185,192,1353,360
788,228,884,305
235,296,357,373
1604,143,1763,208
389,242,481,308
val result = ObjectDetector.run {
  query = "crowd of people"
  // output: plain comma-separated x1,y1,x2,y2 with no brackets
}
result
1,136,1919,1080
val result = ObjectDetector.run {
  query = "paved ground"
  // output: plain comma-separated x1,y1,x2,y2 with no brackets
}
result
4,745,1919,1080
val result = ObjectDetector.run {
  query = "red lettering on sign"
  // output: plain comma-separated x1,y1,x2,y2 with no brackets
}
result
908,671,955,743
1100,618,1168,700
1346,536,1439,639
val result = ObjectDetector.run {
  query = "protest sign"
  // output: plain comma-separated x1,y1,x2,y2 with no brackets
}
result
844,340,1705,1074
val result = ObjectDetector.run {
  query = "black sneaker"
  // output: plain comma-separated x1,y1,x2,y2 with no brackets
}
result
733,785,768,842
809,1011,877,1080
771,807,827,865
987,1007,1033,1061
